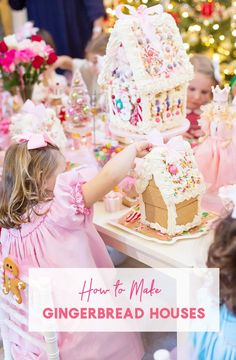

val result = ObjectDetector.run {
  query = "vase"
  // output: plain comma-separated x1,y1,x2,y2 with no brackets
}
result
19,84,34,103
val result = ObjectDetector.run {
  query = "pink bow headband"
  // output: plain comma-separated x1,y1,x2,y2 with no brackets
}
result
14,132,56,150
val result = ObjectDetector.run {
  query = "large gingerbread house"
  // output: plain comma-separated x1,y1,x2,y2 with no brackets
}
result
98,4,194,135
136,136,205,235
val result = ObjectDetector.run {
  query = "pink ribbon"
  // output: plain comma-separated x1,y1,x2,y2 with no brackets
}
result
116,4,163,18
148,130,186,162
116,4,164,60
15,132,55,150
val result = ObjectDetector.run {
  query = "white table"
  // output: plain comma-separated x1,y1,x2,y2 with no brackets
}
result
93,202,213,268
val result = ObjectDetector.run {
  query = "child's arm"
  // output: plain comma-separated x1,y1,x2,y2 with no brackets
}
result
82,142,152,207
52,55,73,71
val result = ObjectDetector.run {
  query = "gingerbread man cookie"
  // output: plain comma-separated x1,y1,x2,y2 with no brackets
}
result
2,257,26,304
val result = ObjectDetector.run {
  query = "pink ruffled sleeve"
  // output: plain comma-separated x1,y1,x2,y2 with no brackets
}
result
49,167,92,229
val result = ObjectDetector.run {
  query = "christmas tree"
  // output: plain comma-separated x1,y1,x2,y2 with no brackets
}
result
65,70,91,126
104,0,236,82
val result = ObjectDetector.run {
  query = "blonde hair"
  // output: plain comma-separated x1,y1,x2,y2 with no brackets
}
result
0,142,61,229
85,33,110,58
190,54,218,86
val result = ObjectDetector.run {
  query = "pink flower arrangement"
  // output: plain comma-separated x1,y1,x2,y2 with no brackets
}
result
0,33,57,95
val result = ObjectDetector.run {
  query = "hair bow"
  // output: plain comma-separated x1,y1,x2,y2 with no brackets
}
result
14,132,55,150
219,185,236,219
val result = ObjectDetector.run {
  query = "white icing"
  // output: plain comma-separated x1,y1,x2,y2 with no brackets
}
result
124,195,138,203
136,138,205,235
98,10,194,136
10,107,67,149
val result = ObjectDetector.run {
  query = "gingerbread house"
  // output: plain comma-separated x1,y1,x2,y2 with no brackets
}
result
136,136,205,235
98,4,194,135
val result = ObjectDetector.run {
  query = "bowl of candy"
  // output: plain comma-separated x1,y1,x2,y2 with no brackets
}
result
94,141,123,168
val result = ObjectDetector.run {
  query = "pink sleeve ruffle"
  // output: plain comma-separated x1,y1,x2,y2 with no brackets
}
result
70,181,91,216
49,168,91,228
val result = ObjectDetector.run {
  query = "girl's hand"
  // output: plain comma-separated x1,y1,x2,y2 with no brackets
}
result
135,142,153,158
82,142,152,207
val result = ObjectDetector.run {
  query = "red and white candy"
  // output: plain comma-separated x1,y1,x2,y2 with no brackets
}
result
126,211,141,223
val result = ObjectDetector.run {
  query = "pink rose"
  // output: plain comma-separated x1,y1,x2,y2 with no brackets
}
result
0,49,16,71
2,63,15,73
16,49,35,63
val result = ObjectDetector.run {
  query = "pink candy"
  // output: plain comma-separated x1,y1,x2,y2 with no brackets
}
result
168,164,178,175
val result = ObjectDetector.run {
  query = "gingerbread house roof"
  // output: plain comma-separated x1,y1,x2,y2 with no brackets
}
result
98,5,194,94
136,137,205,204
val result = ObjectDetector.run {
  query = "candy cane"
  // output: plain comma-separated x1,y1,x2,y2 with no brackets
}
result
126,211,141,223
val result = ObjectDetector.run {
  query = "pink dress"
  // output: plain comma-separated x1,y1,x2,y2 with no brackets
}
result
185,110,204,148
187,110,201,137
0,168,144,360
195,120,236,193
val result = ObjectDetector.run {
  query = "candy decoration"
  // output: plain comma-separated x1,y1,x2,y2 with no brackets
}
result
166,95,170,111
168,164,178,175
156,100,161,114
155,99,161,122
111,95,116,115
130,98,143,126
126,211,141,223
116,98,123,111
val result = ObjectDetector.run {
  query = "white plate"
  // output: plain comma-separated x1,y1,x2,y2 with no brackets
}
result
108,213,213,245
109,120,190,142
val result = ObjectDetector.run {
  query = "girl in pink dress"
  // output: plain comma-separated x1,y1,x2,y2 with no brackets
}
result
0,132,152,360
195,86,236,193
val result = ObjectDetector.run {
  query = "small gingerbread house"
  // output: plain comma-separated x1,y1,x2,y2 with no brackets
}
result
98,4,194,135
136,136,205,235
